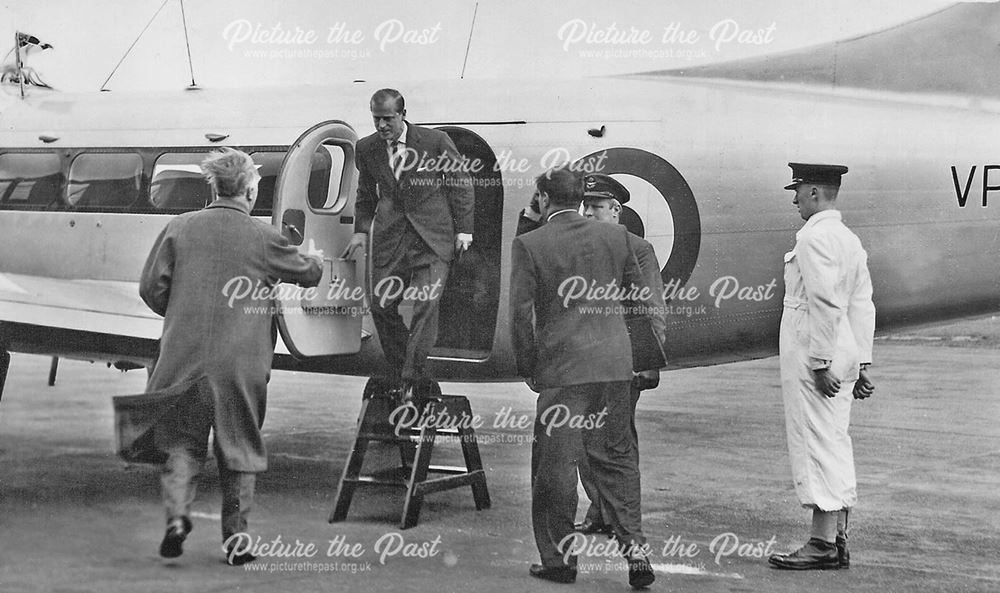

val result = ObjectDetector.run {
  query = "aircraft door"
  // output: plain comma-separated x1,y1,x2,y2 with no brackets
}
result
273,121,363,357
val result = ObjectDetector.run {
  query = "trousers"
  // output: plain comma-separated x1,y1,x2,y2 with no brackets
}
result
531,381,645,568
161,436,256,541
578,382,641,526
370,224,450,382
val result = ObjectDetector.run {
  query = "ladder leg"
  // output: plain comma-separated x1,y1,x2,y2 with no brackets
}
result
47,356,58,387
329,398,372,523
0,350,9,408
400,422,436,529
459,425,492,510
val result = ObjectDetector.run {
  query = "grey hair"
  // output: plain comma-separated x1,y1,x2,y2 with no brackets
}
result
201,148,259,198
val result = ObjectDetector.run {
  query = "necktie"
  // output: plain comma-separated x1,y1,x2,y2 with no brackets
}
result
390,141,404,180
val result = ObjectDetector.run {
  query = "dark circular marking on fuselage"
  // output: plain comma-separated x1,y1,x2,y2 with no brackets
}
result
619,206,645,238
575,147,701,291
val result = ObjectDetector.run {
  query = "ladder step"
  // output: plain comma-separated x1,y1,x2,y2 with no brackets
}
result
426,465,473,475
356,429,462,443
343,467,483,488
413,472,486,496
342,476,408,487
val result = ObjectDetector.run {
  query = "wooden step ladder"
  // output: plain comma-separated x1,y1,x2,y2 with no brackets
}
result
329,381,491,529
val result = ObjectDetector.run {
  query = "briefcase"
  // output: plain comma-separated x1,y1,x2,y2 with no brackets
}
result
626,315,667,372
112,376,212,464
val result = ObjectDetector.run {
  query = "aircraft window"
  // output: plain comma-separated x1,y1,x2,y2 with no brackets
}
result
0,153,64,209
308,142,346,212
150,153,212,211
67,153,142,209
250,151,283,216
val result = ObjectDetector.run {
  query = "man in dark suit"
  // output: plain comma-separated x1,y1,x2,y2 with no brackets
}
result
342,89,474,400
510,167,655,588
576,174,667,537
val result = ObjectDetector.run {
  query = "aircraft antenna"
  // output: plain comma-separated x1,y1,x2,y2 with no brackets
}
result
14,32,24,98
179,0,197,88
460,2,479,79
99,0,170,91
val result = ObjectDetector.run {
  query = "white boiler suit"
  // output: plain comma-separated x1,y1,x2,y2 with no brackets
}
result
780,210,875,511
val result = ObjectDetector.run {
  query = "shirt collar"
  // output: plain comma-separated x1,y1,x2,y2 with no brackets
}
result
797,209,841,238
546,208,577,222
388,122,408,147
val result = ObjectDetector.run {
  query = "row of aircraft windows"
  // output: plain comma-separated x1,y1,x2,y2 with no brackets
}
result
0,148,344,215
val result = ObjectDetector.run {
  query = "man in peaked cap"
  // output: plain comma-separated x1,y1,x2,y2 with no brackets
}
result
581,174,628,223
769,163,876,570
575,174,667,538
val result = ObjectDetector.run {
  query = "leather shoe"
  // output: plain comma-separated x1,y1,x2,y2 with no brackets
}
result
836,534,849,569
400,381,417,405
402,379,438,407
224,541,258,566
574,519,613,536
628,554,656,588
364,377,401,401
768,537,839,570
159,516,192,558
529,563,576,584
631,370,660,391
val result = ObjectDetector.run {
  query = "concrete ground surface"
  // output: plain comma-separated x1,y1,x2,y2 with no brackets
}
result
0,315,997,593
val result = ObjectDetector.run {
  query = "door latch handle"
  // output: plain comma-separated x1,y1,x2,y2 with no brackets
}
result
282,222,303,244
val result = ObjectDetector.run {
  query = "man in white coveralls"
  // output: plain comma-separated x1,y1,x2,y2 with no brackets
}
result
768,163,876,570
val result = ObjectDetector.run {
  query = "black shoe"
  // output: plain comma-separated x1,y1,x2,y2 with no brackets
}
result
836,534,849,569
574,519,613,536
159,516,192,558
401,378,441,407
529,563,577,584
400,381,417,405
224,541,258,566
627,554,655,589
768,538,839,570
363,377,403,401
401,379,433,406
385,386,404,406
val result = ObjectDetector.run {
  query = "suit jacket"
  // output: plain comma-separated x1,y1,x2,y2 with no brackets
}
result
515,214,668,369
354,123,474,266
510,211,644,387
624,233,668,365
140,201,321,472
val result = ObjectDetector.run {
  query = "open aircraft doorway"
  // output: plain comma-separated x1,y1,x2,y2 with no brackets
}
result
429,126,503,362
575,148,701,292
